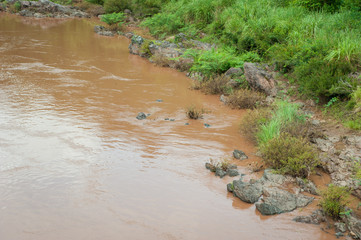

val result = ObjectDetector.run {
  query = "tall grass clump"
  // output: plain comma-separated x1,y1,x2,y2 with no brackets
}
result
257,101,307,146
186,105,205,119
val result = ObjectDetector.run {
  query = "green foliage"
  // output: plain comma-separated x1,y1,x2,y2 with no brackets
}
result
103,0,130,13
85,0,104,5
240,108,271,141
257,101,307,146
139,0,361,100
184,48,243,77
100,12,125,26
319,184,350,219
140,39,153,57
260,133,319,177
14,1,20,11
351,87,361,111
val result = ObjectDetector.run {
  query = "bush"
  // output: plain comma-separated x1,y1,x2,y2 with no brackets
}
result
319,184,350,219
351,87,361,112
186,105,204,119
260,133,319,177
240,108,271,141
201,75,230,94
78,2,105,16
103,0,130,13
85,0,104,5
227,89,265,109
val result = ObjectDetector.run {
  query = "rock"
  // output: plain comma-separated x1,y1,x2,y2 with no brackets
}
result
175,33,187,42
156,99,163,102
184,123,189,125
335,222,347,233
262,169,286,185
136,112,147,120
243,62,277,96
34,13,44,18
205,162,216,172
296,177,319,195
227,183,234,192
215,168,227,178
129,35,144,56
94,25,114,37
227,169,239,177
124,32,134,39
335,232,344,238
293,210,326,225
189,39,214,51
233,150,248,160
19,9,34,17
225,67,243,76
255,187,314,215
204,123,211,128
148,41,185,58
124,8,131,14
220,94,228,104
231,179,263,203
345,216,361,239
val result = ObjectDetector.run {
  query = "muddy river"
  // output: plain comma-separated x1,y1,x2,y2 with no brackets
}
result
0,14,334,239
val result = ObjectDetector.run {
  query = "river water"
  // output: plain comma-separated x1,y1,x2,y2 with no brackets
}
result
0,14,333,239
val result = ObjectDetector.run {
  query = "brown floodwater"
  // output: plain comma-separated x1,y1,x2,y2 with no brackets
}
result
0,14,335,240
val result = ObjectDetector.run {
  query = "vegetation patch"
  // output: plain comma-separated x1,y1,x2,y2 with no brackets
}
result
100,12,125,31
186,105,205,119
227,89,265,109
319,184,350,219
240,108,271,141
260,133,319,178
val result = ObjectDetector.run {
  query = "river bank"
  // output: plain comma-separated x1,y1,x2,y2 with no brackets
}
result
1,2,360,238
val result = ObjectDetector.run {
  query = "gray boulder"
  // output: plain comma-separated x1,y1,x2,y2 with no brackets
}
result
296,177,319,195
255,187,314,215
225,67,243,77
129,35,144,56
148,41,185,58
243,62,277,96
215,168,227,178
261,169,286,185
293,209,326,225
94,25,114,37
229,179,263,203
345,215,361,239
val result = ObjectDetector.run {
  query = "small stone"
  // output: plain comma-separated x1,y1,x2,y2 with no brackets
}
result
233,150,248,160
136,112,147,120
164,118,169,120
204,123,211,128
227,169,239,177
335,222,347,233
335,232,344,238
156,99,163,102
215,168,227,178
184,123,189,125
170,119,175,121
227,183,234,192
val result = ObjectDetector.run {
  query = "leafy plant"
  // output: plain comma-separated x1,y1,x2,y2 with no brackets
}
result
319,184,350,219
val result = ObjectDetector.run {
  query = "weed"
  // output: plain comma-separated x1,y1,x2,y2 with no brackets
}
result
186,105,204,119
227,89,265,109
240,108,271,141
319,184,350,219
260,133,319,178
100,13,125,31
201,75,230,95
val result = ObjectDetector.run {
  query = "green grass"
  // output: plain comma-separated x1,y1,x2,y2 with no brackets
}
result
319,184,350,219
257,101,307,145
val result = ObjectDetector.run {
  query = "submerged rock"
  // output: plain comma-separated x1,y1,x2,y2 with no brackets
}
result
136,112,147,120
94,25,114,37
206,162,239,178
255,187,313,215
293,210,326,225
233,149,248,160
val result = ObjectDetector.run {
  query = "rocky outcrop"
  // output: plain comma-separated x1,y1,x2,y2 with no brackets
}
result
296,177,319,195
344,215,361,239
148,41,185,58
16,0,89,18
243,62,277,96
315,134,361,198
228,169,314,215
255,187,314,215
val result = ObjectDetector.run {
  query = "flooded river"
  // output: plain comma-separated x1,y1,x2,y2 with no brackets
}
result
0,14,334,239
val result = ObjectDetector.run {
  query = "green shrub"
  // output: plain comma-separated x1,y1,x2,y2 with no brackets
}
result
103,0,130,13
85,0,104,5
293,0,343,12
319,184,350,219
201,75,230,94
14,1,21,11
227,89,265,109
260,133,319,177
351,87,361,112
